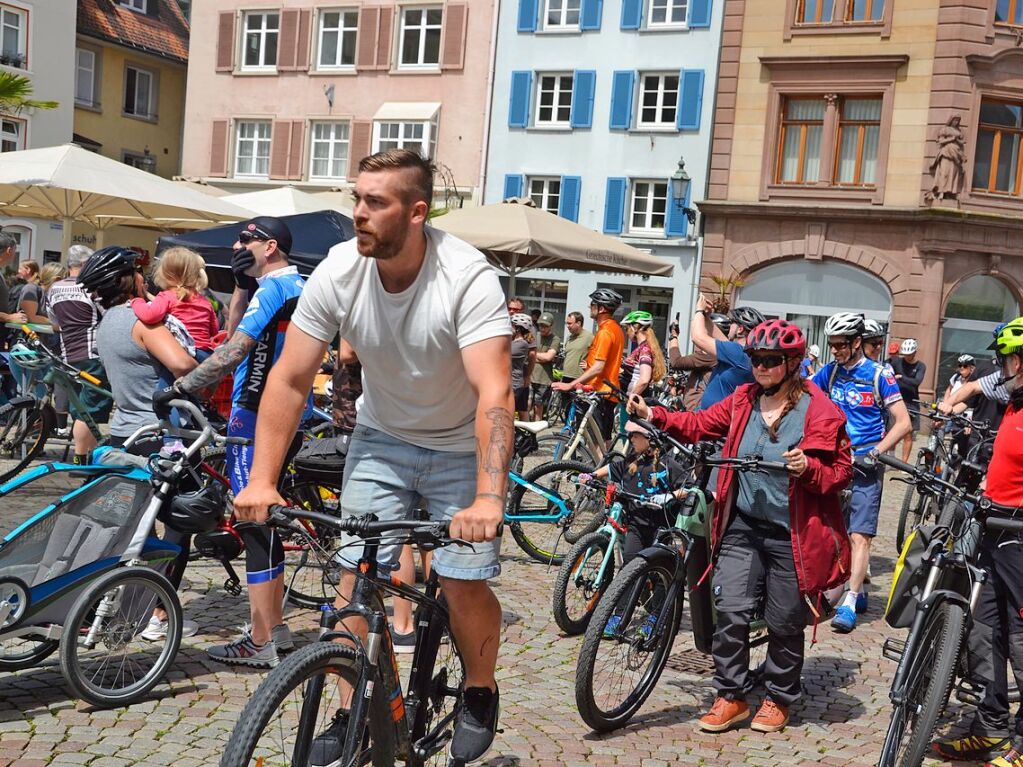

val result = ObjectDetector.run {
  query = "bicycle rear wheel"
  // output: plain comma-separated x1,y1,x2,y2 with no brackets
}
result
0,398,53,483
507,460,597,565
575,556,682,732
219,643,395,767
877,600,966,767
552,531,615,636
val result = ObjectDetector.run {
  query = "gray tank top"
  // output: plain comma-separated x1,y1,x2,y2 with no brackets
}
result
96,304,162,438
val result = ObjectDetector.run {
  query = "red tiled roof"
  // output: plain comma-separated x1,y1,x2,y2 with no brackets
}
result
77,0,189,63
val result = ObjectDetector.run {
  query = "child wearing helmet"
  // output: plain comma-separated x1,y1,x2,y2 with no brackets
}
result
889,338,926,463
629,319,852,735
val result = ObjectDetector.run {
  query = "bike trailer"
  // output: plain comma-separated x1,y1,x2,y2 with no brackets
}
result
885,525,969,629
0,455,178,633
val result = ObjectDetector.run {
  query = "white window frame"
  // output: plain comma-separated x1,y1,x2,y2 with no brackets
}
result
528,177,562,215
534,72,574,127
241,11,279,71
372,118,437,158
234,120,272,177
0,117,23,153
0,6,27,67
75,48,97,107
544,0,581,29
124,65,155,119
629,179,669,235
398,6,443,70
118,0,147,12
637,72,680,128
317,8,358,70
646,0,688,28
309,121,351,179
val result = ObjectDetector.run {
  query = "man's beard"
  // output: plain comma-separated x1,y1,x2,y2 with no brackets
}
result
357,220,407,261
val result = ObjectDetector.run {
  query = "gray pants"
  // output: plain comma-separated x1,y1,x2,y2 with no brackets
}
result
712,512,806,706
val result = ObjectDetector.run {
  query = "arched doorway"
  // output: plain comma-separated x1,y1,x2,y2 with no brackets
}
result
735,259,892,355
938,275,1019,391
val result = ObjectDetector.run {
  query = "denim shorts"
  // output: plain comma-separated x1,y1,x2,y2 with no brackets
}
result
845,463,884,537
338,424,501,580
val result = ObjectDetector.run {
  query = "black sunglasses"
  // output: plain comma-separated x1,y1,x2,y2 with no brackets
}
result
750,354,786,369
238,231,271,245
828,340,851,350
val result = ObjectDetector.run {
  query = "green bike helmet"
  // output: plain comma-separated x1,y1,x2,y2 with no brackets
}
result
7,342,48,371
621,310,653,327
989,316,1023,356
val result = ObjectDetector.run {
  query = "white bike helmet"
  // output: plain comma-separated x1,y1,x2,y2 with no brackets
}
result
957,354,975,366
862,319,885,341
824,312,865,338
808,344,820,358
900,338,918,355
510,313,533,331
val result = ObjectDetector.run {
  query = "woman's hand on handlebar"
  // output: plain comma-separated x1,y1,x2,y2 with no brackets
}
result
627,393,650,420
782,448,807,476
234,481,287,524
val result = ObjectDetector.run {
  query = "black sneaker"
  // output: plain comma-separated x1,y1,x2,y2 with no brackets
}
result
450,685,499,763
309,709,350,767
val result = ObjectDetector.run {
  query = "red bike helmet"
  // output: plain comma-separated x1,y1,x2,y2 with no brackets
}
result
745,319,806,357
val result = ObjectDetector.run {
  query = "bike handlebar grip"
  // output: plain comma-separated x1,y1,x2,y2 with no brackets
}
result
985,516,1023,534
876,453,918,474
759,460,790,472
78,370,102,386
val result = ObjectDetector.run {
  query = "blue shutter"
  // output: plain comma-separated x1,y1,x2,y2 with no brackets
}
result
503,174,525,200
570,71,596,128
508,71,533,128
517,0,539,32
609,70,635,130
677,69,705,131
559,176,581,222
580,0,603,30
620,0,643,29
689,0,712,28
603,177,627,234
665,178,691,237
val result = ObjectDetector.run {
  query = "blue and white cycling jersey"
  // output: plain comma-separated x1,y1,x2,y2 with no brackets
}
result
812,356,902,454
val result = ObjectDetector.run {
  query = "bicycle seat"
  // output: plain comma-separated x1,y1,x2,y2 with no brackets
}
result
514,420,548,434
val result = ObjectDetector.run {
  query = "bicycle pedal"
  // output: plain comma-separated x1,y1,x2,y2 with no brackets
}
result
882,637,905,662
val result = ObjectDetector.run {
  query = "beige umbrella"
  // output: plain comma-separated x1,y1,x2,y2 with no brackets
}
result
222,186,351,216
431,198,673,292
310,189,355,216
0,144,253,252
172,177,230,197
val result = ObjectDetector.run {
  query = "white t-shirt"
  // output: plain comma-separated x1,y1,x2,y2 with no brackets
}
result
292,226,510,451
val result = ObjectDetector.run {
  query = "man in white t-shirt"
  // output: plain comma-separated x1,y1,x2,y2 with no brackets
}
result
233,149,512,765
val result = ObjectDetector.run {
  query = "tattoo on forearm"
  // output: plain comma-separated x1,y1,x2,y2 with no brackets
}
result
480,406,513,495
178,335,255,393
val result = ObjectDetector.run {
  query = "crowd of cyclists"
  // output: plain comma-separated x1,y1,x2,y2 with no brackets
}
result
1,147,1022,766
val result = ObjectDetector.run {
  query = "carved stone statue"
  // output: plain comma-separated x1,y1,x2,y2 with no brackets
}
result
930,114,966,200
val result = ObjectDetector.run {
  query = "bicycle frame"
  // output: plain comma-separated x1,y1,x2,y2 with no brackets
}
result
505,470,573,522
570,501,627,593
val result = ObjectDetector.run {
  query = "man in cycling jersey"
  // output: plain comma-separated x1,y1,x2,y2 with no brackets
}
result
812,312,912,633
933,317,1023,767
890,338,926,462
690,296,765,409
551,288,625,444
233,149,511,765
156,215,309,668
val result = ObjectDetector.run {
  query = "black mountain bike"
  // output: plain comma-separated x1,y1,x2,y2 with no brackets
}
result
221,507,482,767
876,453,1023,767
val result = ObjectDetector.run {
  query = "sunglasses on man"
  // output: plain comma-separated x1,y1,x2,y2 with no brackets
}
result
238,231,272,245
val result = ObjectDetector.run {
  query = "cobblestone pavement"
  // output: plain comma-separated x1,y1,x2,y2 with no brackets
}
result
0,447,986,766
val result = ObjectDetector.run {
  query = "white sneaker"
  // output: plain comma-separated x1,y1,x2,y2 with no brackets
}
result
141,616,199,641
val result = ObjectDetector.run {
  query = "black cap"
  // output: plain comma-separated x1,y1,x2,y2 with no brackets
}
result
239,216,292,254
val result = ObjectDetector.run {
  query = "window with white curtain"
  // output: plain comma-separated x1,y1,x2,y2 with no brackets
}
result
235,121,272,176
835,98,882,185
310,121,350,178
777,98,825,184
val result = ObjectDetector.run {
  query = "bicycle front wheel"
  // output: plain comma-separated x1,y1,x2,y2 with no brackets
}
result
552,531,615,636
508,460,596,565
575,556,682,732
896,485,924,554
877,601,966,767
0,399,53,483
220,643,396,767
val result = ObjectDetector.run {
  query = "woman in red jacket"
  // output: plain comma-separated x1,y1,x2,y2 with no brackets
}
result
628,319,852,735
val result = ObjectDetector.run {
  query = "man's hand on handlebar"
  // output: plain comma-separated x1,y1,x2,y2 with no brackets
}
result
235,481,287,525
450,496,503,543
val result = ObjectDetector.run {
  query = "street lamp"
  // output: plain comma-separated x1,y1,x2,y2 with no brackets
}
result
670,158,696,227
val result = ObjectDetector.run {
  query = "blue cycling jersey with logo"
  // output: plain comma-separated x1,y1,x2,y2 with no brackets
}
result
812,356,902,454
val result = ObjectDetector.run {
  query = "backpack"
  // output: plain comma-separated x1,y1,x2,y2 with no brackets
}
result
827,360,887,414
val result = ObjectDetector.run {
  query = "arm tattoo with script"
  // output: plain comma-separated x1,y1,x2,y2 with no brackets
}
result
478,406,513,495
177,333,256,393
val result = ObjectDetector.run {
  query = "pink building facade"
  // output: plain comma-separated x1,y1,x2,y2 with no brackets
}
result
180,0,495,200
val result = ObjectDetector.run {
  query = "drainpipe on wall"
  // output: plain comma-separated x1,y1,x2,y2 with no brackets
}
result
476,0,502,205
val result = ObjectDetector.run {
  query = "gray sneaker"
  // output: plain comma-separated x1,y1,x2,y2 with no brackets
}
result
271,623,294,652
207,633,278,668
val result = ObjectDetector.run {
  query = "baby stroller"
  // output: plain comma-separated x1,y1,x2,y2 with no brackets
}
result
0,398,229,707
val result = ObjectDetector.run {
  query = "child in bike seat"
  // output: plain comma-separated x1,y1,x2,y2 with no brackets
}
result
580,420,688,565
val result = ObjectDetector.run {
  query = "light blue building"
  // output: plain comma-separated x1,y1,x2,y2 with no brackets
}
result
483,0,723,344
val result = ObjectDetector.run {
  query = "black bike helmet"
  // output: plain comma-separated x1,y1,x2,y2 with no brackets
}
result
588,287,623,310
709,313,732,335
76,246,140,295
158,482,226,535
728,306,766,331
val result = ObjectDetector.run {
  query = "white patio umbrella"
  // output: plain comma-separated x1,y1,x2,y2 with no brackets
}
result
431,198,673,292
0,144,253,252
223,186,353,216
172,177,230,197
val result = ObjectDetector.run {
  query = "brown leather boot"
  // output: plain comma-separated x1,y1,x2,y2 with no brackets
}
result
750,699,790,733
698,696,750,732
